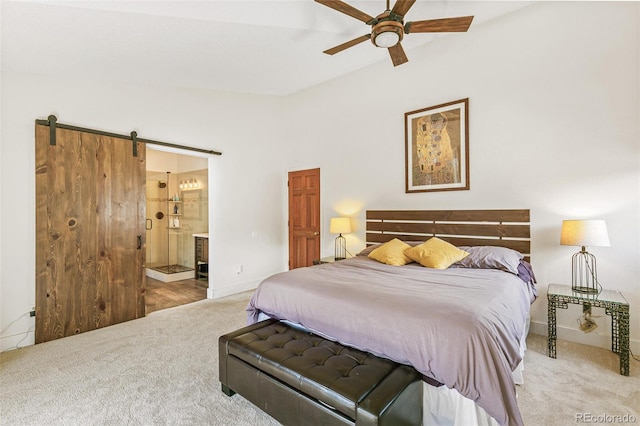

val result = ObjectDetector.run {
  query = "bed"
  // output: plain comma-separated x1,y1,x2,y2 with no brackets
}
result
247,209,536,426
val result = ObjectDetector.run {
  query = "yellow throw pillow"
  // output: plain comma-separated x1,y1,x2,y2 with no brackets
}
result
404,237,469,269
368,238,414,266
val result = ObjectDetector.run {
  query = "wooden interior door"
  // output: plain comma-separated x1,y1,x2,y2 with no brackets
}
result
35,123,146,343
288,168,320,269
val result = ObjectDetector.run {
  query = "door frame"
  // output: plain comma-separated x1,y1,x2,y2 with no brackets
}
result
145,145,215,299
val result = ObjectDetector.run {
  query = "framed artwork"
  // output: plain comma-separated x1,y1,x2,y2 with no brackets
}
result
181,190,201,219
405,98,469,193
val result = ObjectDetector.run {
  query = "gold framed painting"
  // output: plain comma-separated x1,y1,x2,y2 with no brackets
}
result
405,98,469,193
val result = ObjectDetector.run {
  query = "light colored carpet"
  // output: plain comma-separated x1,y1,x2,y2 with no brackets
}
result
517,333,639,425
0,292,278,426
1,292,638,425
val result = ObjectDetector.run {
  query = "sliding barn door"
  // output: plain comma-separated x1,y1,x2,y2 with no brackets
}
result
35,123,146,343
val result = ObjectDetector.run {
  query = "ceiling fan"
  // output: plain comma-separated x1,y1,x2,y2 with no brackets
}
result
316,0,474,66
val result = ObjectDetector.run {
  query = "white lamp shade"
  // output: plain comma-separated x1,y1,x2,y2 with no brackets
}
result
330,217,351,234
560,220,610,247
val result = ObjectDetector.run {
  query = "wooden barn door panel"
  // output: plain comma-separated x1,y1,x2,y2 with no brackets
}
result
288,168,320,269
35,124,146,343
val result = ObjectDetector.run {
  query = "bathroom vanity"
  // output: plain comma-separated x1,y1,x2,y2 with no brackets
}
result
193,233,208,280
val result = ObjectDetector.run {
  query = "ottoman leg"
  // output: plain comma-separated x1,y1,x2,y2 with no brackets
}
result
222,384,236,397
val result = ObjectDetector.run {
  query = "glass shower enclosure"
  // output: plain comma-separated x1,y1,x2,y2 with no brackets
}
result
145,171,197,279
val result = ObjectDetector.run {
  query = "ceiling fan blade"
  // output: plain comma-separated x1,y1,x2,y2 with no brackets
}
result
323,34,371,55
388,43,408,67
315,0,375,24
405,16,474,33
391,0,417,17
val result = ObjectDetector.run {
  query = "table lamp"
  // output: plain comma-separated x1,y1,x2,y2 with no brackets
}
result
330,217,351,260
560,219,610,294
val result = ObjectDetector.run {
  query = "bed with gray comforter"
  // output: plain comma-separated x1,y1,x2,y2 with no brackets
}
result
247,254,535,426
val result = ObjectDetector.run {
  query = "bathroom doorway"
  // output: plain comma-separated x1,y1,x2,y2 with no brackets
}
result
145,148,209,312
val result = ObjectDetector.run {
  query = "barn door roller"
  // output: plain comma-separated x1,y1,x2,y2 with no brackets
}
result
48,115,57,146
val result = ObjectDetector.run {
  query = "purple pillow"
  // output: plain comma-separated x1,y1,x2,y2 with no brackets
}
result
453,246,523,274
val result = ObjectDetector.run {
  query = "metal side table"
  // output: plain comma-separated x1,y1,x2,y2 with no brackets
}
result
547,283,630,376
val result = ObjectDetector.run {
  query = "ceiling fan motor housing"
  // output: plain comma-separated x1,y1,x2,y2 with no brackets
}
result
371,12,404,48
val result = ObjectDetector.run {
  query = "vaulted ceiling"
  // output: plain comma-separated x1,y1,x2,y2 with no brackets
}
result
2,1,532,96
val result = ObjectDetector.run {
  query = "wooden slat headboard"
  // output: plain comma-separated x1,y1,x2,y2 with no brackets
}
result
366,209,531,260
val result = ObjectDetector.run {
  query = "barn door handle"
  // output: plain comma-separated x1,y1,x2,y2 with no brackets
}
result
146,219,152,230
137,235,142,250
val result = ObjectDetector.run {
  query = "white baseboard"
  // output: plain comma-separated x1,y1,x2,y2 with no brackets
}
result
207,279,261,299
529,320,640,354
145,268,194,282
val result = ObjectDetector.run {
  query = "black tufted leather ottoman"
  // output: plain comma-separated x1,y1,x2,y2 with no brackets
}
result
219,319,422,425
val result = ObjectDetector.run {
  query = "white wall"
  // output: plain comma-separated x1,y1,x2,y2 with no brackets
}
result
283,2,640,351
0,73,287,350
1,1,638,354
0,0,4,353
146,149,207,175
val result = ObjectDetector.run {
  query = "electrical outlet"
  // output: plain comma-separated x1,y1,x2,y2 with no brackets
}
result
30,309,36,317
236,264,243,274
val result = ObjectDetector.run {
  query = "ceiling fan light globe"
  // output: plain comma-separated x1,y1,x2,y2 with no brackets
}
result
374,31,400,48
371,20,404,48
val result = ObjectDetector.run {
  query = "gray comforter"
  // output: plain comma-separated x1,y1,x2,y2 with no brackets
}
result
247,256,531,426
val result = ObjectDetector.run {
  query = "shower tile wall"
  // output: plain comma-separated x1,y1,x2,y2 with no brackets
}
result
146,169,208,272
176,169,209,269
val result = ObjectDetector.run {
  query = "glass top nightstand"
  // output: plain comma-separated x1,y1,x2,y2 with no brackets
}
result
547,283,630,376
548,284,628,305
313,256,338,265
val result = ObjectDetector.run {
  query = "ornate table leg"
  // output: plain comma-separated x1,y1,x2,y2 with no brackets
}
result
548,295,558,359
617,305,630,376
608,306,619,354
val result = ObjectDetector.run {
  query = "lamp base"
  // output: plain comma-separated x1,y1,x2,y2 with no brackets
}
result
571,285,599,294
334,234,346,260
570,248,601,295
